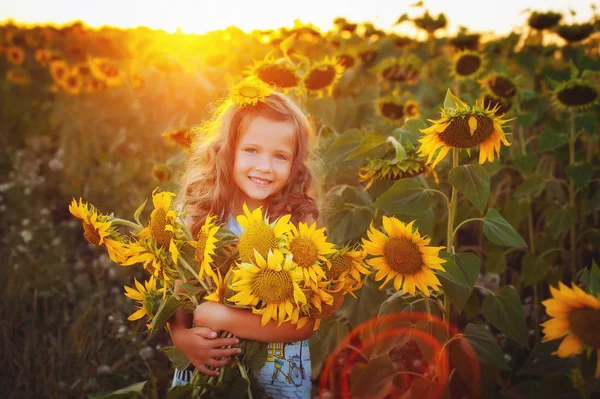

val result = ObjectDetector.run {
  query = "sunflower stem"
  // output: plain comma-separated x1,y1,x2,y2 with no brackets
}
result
179,257,211,291
423,294,432,319
568,111,577,281
237,363,254,399
444,148,459,324
110,218,142,231
452,218,483,239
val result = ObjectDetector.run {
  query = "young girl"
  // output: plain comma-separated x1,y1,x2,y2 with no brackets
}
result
170,86,321,398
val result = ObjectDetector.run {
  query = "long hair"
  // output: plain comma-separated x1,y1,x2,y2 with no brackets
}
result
177,91,321,237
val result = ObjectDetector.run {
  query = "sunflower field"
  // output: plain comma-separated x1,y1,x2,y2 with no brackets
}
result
1,6,600,399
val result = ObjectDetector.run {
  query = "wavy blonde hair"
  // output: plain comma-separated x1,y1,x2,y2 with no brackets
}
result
177,91,321,237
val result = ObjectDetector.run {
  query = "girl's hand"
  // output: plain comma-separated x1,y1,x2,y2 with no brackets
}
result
171,326,241,377
193,301,228,330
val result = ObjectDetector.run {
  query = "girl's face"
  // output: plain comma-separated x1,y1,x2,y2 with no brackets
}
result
233,115,296,211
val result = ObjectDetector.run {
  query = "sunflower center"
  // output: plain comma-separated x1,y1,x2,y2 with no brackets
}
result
489,76,516,98
289,237,319,268
305,65,336,91
238,222,278,263
238,86,260,98
566,307,600,348
556,85,598,107
455,55,481,76
252,269,294,304
405,103,418,117
150,208,173,248
327,255,353,280
338,54,355,69
83,222,101,245
438,114,495,148
257,65,298,88
194,231,208,264
383,237,423,275
380,102,404,120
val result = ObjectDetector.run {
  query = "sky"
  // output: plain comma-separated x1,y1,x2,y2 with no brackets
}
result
0,0,596,37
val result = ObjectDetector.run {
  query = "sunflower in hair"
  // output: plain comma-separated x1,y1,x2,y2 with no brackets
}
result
248,57,299,90
479,72,518,99
541,282,600,378
550,78,598,113
451,50,486,80
302,56,343,96
230,77,273,107
418,90,511,168
377,57,420,85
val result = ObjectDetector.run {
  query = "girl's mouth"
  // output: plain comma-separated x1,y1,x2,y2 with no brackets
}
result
248,176,272,186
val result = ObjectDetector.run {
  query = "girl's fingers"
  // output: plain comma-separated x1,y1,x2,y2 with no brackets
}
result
212,337,239,347
212,347,242,358
194,363,220,377
206,357,231,368
190,327,217,339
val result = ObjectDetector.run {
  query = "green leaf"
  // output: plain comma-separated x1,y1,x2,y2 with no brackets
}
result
88,381,147,399
133,198,147,226
179,281,202,298
310,317,351,379
394,118,427,145
538,129,568,152
521,253,548,286
483,251,507,274
513,154,537,174
306,95,336,129
161,346,191,370
437,252,480,313
324,128,362,164
344,130,387,161
373,178,431,215
545,206,577,239
482,286,529,347
502,198,529,229
448,165,490,213
579,260,600,296
240,340,268,372
166,384,193,399
483,208,527,248
151,296,182,335
443,88,467,110
326,206,372,245
517,340,576,376
339,275,389,329
516,113,534,131
349,356,395,398
461,323,510,370
566,163,593,190
513,173,546,199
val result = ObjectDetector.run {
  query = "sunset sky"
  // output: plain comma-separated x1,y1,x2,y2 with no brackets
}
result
0,0,596,36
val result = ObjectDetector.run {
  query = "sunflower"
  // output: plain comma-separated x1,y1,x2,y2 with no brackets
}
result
377,57,419,85
230,77,273,107
6,68,30,86
449,32,481,51
69,198,128,263
138,189,181,264
89,57,122,87
362,217,446,296
376,96,406,122
556,23,594,44
359,146,434,190
123,242,174,283
528,11,562,31
286,222,336,283
357,46,379,67
326,245,370,282
302,57,343,96
418,92,512,168
247,58,299,89
541,282,600,378
6,46,25,65
393,35,414,49
49,60,68,84
86,78,107,93
73,62,92,78
237,203,291,263
124,276,165,328
152,164,171,183
479,73,518,99
228,249,306,326
204,269,226,303
334,51,357,70
551,79,598,113
189,214,220,279
161,128,192,149
35,48,52,66
413,11,447,35
59,71,83,95
451,51,485,80
296,279,335,330
404,100,420,119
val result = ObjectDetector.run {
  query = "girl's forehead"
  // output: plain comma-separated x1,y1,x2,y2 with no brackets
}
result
238,115,296,147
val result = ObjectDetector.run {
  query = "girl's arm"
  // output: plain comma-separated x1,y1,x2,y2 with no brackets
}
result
194,301,315,343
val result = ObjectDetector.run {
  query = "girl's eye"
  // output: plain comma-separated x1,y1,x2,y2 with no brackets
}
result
275,154,287,160
245,148,257,154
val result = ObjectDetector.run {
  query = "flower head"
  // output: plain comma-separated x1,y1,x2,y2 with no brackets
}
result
124,276,165,329
237,204,291,263
230,77,273,107
286,222,336,283
189,214,220,279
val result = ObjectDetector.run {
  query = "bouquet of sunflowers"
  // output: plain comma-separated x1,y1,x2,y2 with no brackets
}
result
69,190,370,398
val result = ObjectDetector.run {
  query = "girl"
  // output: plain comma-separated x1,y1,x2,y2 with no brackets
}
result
170,85,321,398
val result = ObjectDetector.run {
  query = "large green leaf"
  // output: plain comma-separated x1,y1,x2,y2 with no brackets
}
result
326,206,372,245
513,154,537,174
566,163,593,190
538,129,568,152
482,286,529,347
349,356,395,398
373,178,431,215
483,208,527,248
324,128,362,164
240,340,268,372
394,118,427,145
345,130,387,161
88,381,147,399
545,206,577,239
483,251,507,274
448,165,490,213
460,323,510,370
513,173,546,199
517,340,576,377
151,296,182,335
161,346,191,370
437,252,480,313
309,317,351,379
521,253,548,287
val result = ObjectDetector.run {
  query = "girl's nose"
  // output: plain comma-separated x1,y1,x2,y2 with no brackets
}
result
255,156,272,172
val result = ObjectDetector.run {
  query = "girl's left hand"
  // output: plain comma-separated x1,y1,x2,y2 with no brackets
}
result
194,301,228,332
